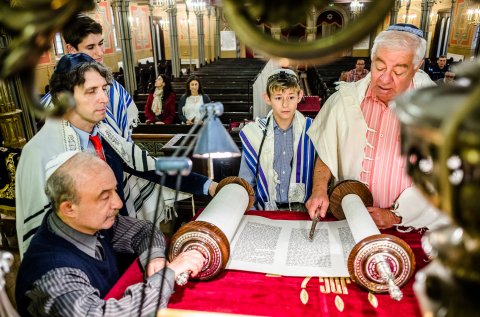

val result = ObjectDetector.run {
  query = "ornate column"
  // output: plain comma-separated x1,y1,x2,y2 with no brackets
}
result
185,4,194,73
112,0,137,94
149,4,159,78
187,1,207,66
151,0,181,78
443,0,456,56
271,24,282,40
168,5,181,78
207,6,213,63
306,6,317,41
390,0,401,25
404,0,412,23
0,29,29,146
197,12,205,65
0,81,26,148
214,7,221,59
420,0,435,42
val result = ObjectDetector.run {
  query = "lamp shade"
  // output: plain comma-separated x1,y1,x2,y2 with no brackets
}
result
193,116,241,158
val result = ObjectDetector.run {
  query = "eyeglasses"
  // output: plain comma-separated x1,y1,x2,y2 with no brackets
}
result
445,75,455,79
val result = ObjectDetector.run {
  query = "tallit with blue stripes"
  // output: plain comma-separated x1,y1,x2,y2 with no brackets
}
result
239,111,316,210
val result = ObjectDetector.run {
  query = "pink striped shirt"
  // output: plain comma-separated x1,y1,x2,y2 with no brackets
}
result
359,86,412,208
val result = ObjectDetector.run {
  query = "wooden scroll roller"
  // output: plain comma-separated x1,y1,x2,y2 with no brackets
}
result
168,176,255,285
329,180,415,301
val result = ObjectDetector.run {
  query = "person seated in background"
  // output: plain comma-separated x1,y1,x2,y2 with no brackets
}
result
339,71,348,82
144,74,176,124
346,59,369,82
428,55,448,81
16,152,205,317
238,68,316,211
16,53,217,256
177,75,211,125
306,23,449,231
435,71,456,86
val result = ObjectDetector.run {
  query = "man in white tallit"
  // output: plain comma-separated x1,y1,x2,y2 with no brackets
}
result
238,68,316,211
16,53,217,256
306,23,449,231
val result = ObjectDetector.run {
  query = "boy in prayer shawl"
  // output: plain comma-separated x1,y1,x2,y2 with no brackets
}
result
16,53,217,256
238,68,316,211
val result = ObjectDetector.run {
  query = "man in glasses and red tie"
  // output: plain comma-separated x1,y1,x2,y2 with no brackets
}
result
16,53,217,256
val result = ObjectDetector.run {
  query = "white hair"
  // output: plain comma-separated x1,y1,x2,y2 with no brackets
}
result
371,30,426,68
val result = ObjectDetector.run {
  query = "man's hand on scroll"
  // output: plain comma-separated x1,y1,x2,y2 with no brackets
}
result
208,181,218,197
367,207,401,230
167,249,205,279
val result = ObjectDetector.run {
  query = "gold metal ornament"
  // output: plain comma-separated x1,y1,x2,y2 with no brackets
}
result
300,288,309,305
301,276,311,289
334,295,345,312
368,292,378,309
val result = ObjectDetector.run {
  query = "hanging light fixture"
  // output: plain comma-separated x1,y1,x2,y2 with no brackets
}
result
350,0,364,18
467,7,480,25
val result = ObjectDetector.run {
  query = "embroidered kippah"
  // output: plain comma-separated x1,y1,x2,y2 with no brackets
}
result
386,23,424,38
54,53,95,74
267,68,299,85
45,150,81,181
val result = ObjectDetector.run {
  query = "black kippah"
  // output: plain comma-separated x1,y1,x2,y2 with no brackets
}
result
54,53,95,74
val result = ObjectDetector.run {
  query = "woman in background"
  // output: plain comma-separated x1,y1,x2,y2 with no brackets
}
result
144,74,176,124
177,76,211,125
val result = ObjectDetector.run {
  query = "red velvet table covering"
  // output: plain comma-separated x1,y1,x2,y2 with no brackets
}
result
106,211,427,316
297,96,321,116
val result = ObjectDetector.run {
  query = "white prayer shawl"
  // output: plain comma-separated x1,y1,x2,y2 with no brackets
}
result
307,70,450,230
240,110,316,210
16,119,190,256
40,79,139,141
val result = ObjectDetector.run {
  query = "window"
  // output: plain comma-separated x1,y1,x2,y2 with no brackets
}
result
53,32,64,56
110,6,121,51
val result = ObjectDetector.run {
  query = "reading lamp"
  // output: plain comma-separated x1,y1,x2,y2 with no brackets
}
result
155,102,241,178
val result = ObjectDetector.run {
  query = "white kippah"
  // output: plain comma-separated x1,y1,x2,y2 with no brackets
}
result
268,68,298,79
45,151,81,181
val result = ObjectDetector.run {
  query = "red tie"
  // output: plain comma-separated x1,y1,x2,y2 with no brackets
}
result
89,134,106,161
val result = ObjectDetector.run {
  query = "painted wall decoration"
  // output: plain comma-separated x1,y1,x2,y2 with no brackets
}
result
130,4,152,50
93,1,115,54
178,12,197,41
451,0,472,47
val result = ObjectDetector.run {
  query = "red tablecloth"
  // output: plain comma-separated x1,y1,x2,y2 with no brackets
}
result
106,211,427,316
297,96,321,116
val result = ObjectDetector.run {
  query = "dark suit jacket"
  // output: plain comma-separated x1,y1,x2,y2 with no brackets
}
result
102,140,208,217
